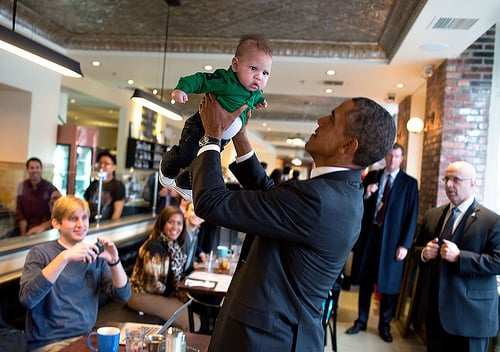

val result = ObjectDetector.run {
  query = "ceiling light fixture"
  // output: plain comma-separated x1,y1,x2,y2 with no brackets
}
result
131,89,182,121
286,136,305,146
130,0,182,121
291,157,302,166
0,24,83,78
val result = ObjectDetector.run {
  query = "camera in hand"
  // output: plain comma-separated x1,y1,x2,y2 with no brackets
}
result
95,240,105,255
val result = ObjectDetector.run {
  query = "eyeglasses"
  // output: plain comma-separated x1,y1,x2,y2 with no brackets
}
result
98,162,113,166
441,176,471,184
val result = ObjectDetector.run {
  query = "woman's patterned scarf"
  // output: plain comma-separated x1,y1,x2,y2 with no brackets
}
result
160,232,186,288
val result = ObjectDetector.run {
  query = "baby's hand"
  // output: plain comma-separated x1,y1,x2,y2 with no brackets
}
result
255,100,268,110
171,89,188,103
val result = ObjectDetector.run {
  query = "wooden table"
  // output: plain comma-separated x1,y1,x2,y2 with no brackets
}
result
177,271,233,296
178,271,233,334
60,331,210,352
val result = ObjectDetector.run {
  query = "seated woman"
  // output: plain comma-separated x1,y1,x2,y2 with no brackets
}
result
127,206,198,331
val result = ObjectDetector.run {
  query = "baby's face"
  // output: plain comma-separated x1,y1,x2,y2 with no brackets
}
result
232,50,272,91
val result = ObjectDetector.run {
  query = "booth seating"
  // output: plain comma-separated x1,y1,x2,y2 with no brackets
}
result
0,230,164,331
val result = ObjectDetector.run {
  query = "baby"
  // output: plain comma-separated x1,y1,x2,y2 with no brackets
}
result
159,34,273,201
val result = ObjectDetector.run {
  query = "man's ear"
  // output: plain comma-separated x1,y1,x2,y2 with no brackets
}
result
341,137,358,154
51,218,60,230
231,57,238,72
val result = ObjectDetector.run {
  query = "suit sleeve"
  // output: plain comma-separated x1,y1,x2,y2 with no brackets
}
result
191,150,322,243
228,154,274,191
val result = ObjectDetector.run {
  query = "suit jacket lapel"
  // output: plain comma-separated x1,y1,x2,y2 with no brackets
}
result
450,201,478,243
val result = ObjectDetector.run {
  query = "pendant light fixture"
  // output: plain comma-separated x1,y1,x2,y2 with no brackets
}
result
131,0,182,121
0,1,83,78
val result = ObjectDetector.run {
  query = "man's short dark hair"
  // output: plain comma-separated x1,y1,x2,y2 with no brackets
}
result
346,98,396,168
97,150,117,165
26,157,42,168
392,143,404,155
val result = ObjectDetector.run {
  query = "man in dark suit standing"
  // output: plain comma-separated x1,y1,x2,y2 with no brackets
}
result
189,94,396,352
346,143,419,342
413,161,500,352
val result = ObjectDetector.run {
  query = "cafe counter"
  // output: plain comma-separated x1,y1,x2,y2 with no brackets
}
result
0,214,156,284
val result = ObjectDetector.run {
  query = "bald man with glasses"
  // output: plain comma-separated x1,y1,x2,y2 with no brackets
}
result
413,161,500,352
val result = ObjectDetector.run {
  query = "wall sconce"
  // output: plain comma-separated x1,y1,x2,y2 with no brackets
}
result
406,116,424,133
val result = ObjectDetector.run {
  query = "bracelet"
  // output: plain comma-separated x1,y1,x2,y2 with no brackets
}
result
108,258,120,267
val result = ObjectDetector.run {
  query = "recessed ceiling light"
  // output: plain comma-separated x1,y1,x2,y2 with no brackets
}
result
70,98,76,104
204,65,213,71
91,61,101,67
262,122,267,127
396,83,405,89
326,69,336,76
127,79,134,85
419,43,449,52
325,88,333,94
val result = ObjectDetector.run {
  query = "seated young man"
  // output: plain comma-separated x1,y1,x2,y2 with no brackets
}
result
19,195,130,352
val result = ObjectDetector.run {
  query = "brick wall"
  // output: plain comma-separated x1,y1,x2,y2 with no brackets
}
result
420,26,495,215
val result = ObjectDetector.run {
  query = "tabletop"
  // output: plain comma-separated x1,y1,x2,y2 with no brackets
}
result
178,270,233,296
59,331,210,352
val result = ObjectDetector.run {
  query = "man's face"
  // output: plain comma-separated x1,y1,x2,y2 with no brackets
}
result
385,147,404,172
97,156,116,179
305,99,353,166
185,203,204,228
52,206,89,245
27,160,42,183
443,164,476,206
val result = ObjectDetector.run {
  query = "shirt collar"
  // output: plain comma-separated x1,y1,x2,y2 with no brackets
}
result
385,168,400,180
310,166,350,178
452,196,475,214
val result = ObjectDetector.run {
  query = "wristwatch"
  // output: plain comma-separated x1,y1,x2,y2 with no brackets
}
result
199,135,221,148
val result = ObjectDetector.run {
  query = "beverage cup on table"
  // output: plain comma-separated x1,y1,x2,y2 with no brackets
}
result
145,334,166,352
126,326,145,352
87,326,120,352
218,255,229,271
216,245,233,258
206,251,214,273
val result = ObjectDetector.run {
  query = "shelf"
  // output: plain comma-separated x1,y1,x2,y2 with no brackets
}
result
125,138,168,170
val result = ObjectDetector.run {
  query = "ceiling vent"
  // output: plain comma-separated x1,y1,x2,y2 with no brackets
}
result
429,17,478,30
323,80,344,86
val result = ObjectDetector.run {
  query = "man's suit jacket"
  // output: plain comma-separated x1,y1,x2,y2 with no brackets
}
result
191,151,364,352
413,201,500,337
357,169,419,294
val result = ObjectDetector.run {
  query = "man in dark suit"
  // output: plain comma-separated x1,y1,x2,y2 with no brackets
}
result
413,161,500,352
346,143,419,342
189,94,396,351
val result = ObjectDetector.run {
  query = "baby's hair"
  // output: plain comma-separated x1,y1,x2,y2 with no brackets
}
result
235,34,273,58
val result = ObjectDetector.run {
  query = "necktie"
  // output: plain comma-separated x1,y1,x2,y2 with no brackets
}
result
441,207,459,241
375,174,392,225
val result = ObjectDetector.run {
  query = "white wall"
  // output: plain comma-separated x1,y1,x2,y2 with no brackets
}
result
0,51,61,164
484,22,500,213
